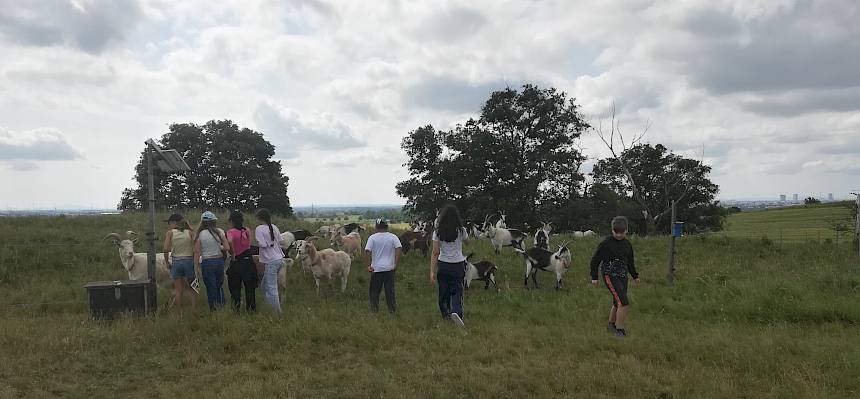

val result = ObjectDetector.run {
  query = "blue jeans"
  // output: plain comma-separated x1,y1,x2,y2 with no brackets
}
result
262,260,283,313
201,258,225,311
437,260,465,319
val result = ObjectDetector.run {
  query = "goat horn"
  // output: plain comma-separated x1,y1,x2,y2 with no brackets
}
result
103,233,122,244
126,231,138,238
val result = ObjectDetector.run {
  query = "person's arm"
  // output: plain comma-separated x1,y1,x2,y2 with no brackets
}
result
364,236,374,272
430,240,440,284
219,229,229,253
193,238,201,277
163,230,173,269
627,241,640,286
255,227,267,248
589,240,605,286
227,231,236,256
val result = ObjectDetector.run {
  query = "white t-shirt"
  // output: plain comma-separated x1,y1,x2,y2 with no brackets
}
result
433,228,468,263
365,232,402,272
255,224,284,264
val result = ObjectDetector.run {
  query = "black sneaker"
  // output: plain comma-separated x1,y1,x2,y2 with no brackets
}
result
607,322,617,332
613,328,627,338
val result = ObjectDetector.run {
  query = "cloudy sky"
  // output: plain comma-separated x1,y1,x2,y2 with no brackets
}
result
1,0,858,209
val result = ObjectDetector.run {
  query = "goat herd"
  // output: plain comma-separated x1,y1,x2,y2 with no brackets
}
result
102,213,599,302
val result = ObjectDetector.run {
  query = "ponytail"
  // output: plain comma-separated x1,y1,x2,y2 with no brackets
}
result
255,208,275,242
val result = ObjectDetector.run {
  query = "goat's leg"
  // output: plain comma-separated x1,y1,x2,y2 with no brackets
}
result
523,262,532,288
532,270,539,289
314,277,321,294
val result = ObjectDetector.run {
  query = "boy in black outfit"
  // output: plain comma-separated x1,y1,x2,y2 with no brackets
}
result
590,216,639,338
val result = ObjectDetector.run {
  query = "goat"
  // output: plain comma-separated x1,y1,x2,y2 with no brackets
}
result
534,222,551,250
103,231,170,284
482,215,525,254
495,212,507,229
292,230,313,241
464,253,498,291
315,225,331,237
583,230,596,238
336,223,365,236
332,231,362,259
399,230,429,256
295,237,351,293
515,242,572,289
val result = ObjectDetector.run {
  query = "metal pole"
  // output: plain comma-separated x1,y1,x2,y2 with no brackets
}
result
146,145,158,312
666,200,676,285
855,193,860,272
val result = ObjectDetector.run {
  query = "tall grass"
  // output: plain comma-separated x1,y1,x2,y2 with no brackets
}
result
0,213,858,397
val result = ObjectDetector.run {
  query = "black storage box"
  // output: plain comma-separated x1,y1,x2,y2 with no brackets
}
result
83,280,155,320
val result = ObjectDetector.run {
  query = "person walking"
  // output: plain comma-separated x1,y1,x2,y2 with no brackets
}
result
254,209,285,313
590,216,640,338
364,219,402,314
226,210,257,313
430,204,469,328
164,213,196,312
194,211,229,311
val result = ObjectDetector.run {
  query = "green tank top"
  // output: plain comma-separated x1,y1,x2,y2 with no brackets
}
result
170,229,193,257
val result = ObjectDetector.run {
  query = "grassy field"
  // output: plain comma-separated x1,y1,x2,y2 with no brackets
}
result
719,202,854,243
1,211,859,397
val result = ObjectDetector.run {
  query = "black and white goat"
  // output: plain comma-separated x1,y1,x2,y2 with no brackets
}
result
464,253,498,291
336,223,365,236
533,221,553,250
482,215,525,254
495,212,507,229
514,241,572,289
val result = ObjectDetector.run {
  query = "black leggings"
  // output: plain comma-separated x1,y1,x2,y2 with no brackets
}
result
227,258,257,313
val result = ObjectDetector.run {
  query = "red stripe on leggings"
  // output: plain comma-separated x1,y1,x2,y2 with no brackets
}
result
604,275,621,306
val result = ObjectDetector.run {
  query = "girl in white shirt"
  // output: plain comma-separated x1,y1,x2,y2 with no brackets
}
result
255,208,285,313
430,204,469,327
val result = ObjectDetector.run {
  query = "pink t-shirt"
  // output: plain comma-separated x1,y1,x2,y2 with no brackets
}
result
227,228,252,256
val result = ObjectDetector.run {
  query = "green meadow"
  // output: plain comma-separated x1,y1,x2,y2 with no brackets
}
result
718,201,854,243
0,210,858,398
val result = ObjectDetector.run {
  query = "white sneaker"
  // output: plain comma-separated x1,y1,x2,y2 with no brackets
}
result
450,313,465,328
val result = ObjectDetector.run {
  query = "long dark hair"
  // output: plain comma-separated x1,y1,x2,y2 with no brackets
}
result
229,210,247,239
436,204,463,242
255,208,274,242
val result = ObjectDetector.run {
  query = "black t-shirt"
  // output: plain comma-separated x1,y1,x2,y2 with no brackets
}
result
589,236,637,280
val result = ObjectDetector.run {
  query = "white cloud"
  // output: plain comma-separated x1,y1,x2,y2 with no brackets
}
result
0,0,859,208
0,127,84,162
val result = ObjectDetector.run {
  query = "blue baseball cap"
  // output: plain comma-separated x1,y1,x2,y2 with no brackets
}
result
201,211,218,221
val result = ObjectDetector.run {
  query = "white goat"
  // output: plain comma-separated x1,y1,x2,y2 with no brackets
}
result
103,231,170,284
295,237,351,293
515,241,572,289
482,215,525,254
332,231,362,259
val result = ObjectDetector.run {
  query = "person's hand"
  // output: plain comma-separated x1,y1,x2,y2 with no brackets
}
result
590,279,599,288
367,265,373,273
166,261,172,270
430,273,437,285
633,278,640,288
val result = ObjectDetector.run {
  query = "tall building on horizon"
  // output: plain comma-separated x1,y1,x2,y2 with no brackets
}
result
828,193,834,201
780,194,786,202
793,193,799,202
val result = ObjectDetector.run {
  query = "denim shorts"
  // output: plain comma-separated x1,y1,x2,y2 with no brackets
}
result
170,257,195,280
